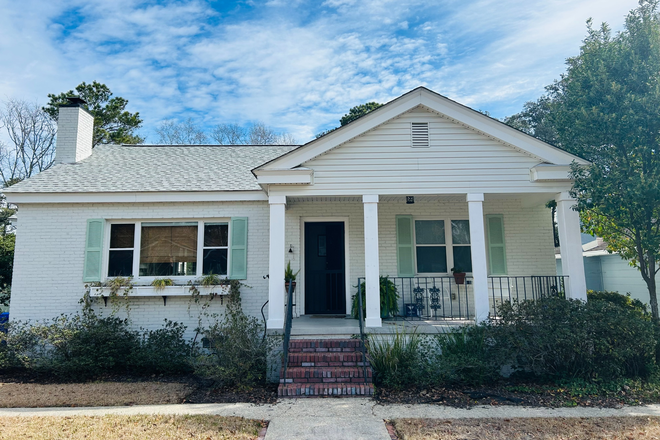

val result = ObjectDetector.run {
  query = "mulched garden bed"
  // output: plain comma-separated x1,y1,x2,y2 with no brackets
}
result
375,381,660,408
184,381,278,405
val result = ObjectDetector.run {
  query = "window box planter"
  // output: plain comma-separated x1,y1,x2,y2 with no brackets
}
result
89,284,230,305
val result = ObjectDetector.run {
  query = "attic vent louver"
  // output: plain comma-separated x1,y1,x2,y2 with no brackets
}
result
411,122,429,148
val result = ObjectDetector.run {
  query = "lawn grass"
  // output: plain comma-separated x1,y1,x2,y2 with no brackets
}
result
0,415,264,440
392,416,660,439
0,381,194,407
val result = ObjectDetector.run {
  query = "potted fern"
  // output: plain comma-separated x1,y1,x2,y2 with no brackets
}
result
451,266,467,285
351,276,400,319
284,261,299,293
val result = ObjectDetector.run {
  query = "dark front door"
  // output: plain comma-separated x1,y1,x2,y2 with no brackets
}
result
304,222,346,314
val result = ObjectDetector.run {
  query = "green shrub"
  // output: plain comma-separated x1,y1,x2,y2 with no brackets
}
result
31,313,140,379
132,320,193,375
587,290,648,315
352,276,400,319
193,291,267,389
367,327,423,389
434,325,504,386
490,297,656,381
0,313,194,379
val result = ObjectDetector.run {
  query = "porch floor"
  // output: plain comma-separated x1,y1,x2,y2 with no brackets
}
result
289,315,470,337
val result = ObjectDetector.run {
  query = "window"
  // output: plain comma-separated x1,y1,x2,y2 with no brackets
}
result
106,221,230,278
108,224,135,277
202,223,229,276
412,219,472,274
414,220,447,273
451,220,472,273
140,222,198,276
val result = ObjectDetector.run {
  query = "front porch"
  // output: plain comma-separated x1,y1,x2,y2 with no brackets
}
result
266,193,587,330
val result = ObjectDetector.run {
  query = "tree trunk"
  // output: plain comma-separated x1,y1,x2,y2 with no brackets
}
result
646,255,658,321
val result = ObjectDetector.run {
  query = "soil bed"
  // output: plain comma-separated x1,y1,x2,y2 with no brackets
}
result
376,381,660,408
0,374,277,407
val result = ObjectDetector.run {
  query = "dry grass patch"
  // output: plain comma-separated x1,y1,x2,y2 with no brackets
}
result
0,415,262,440
0,382,194,407
393,416,660,440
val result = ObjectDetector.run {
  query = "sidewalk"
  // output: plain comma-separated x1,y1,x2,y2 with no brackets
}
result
2,399,660,440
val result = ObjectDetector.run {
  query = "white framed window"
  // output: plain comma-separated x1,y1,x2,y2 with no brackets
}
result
105,220,230,279
413,219,472,274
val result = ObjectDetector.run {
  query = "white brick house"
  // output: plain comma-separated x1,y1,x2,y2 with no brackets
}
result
5,87,589,337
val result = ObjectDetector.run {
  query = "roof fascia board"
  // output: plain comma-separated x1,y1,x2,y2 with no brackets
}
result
419,92,589,165
257,90,423,170
6,190,268,204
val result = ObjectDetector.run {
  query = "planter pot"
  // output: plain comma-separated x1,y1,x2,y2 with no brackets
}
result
285,281,297,293
453,273,466,285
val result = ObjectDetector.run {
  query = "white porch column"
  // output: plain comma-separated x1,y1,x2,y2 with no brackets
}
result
267,195,286,329
467,193,490,323
363,194,382,327
556,192,587,301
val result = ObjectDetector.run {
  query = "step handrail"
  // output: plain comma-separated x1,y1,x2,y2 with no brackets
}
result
356,279,369,385
281,281,295,385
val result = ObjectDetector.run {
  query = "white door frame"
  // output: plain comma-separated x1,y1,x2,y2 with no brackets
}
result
299,217,351,315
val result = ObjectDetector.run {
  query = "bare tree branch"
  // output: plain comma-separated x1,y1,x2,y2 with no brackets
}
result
0,99,56,186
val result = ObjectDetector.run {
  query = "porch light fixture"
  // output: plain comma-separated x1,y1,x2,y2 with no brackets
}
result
289,245,293,253
406,196,415,204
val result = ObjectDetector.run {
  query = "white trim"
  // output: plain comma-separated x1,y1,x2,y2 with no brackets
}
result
300,217,351,316
91,284,229,298
254,168,313,185
269,195,287,205
6,190,268,204
530,164,573,182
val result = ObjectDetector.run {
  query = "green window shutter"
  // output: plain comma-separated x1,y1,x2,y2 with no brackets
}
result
396,215,415,277
83,219,104,282
486,215,507,275
229,217,248,279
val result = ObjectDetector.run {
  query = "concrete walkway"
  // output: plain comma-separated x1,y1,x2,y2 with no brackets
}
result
2,399,660,440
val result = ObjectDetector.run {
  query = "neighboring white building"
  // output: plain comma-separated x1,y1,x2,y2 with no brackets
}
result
5,87,589,337
557,238,651,305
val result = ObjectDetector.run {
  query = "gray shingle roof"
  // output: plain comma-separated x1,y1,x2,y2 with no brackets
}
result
6,144,298,193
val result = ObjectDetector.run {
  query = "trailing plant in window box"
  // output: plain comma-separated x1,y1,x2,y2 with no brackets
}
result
150,278,174,290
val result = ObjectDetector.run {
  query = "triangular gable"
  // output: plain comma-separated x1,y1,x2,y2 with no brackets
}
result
254,87,588,172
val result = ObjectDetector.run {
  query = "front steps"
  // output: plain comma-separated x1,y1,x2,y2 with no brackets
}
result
278,339,374,397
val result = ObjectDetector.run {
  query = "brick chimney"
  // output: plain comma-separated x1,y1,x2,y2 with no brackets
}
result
54,97,94,164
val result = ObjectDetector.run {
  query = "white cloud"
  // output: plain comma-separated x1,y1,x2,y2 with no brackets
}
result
0,0,640,143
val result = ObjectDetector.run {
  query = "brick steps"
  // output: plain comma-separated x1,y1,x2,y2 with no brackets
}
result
278,338,374,398
278,382,374,397
287,352,367,367
280,366,373,383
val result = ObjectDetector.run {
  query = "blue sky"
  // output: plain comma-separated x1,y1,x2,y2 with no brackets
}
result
0,0,639,143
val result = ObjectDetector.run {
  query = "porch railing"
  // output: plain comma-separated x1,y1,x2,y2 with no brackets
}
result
354,275,568,321
390,276,474,320
488,275,567,318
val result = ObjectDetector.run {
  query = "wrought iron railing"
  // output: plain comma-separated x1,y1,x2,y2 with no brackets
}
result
392,276,474,320
488,275,567,318
353,275,569,322
281,281,295,385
